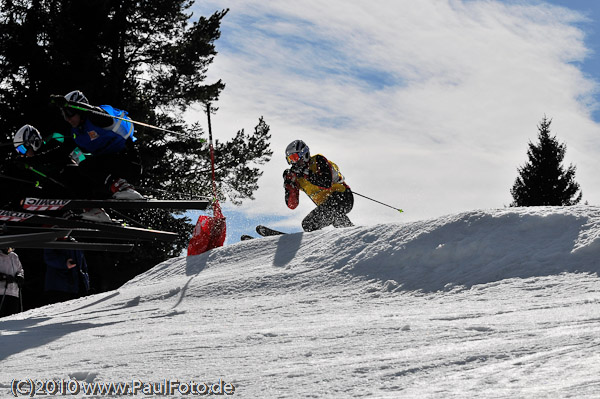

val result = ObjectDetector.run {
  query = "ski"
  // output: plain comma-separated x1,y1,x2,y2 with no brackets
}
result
12,240,134,252
0,228,134,252
0,210,177,242
256,225,286,237
0,231,72,247
21,197,210,211
2,225,137,242
240,226,286,240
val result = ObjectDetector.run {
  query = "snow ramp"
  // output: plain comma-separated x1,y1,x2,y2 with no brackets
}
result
3,206,600,398
134,205,600,294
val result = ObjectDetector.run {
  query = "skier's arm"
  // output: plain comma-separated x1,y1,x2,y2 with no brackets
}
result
19,135,77,167
283,169,299,209
73,103,114,128
307,155,333,188
12,253,24,287
50,95,114,128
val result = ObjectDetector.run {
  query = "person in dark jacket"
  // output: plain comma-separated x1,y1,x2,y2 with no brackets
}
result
7,124,110,222
43,249,90,305
283,140,354,232
2,125,77,207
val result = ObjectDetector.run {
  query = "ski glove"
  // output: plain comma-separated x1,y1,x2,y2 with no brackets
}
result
49,94,68,108
0,274,24,287
283,169,298,186
49,95,93,113
283,169,300,209
290,163,309,176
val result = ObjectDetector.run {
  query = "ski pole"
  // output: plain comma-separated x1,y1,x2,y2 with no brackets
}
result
110,208,148,229
62,102,205,141
0,167,65,188
23,165,67,188
0,173,40,186
18,284,23,313
353,191,403,213
0,279,7,315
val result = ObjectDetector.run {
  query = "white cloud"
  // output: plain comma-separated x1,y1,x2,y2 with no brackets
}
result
189,0,600,230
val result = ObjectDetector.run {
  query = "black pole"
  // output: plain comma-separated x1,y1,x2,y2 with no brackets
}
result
0,280,8,315
206,103,217,199
353,191,403,213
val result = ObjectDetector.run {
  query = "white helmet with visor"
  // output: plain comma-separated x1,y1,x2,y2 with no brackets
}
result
13,124,42,155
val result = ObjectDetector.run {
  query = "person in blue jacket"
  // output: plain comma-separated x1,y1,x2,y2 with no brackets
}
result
43,248,90,305
50,90,144,202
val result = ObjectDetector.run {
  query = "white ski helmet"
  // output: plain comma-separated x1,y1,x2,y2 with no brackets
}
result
285,140,310,165
64,90,89,104
13,124,42,154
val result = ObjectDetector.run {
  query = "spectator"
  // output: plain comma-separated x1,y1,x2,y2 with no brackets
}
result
43,248,90,304
0,248,24,317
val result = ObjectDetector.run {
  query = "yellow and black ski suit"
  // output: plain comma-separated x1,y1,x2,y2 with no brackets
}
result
284,154,353,232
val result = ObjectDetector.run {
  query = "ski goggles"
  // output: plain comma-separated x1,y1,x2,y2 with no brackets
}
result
286,147,309,165
15,144,28,155
286,153,301,164
61,107,77,118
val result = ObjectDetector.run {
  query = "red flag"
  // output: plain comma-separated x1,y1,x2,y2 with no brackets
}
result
187,200,226,256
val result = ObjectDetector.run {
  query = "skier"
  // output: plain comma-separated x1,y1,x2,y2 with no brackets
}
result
11,124,79,187
50,90,144,201
10,124,111,222
43,248,90,305
2,124,70,209
0,248,24,317
13,124,76,162
283,140,354,231
1,124,46,209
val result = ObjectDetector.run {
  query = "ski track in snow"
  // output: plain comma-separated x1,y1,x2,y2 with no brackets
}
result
1,206,600,398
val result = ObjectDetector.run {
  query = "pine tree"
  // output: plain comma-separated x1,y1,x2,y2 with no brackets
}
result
510,116,581,207
0,1,273,297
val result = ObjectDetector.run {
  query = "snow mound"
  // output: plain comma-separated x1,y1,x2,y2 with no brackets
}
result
132,205,600,295
3,206,600,398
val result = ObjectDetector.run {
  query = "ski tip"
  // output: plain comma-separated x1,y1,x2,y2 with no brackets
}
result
255,225,286,236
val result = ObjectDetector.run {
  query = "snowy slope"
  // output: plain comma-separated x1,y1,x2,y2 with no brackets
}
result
1,206,600,398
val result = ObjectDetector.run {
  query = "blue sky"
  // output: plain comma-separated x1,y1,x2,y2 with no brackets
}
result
187,0,600,244
540,0,600,120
